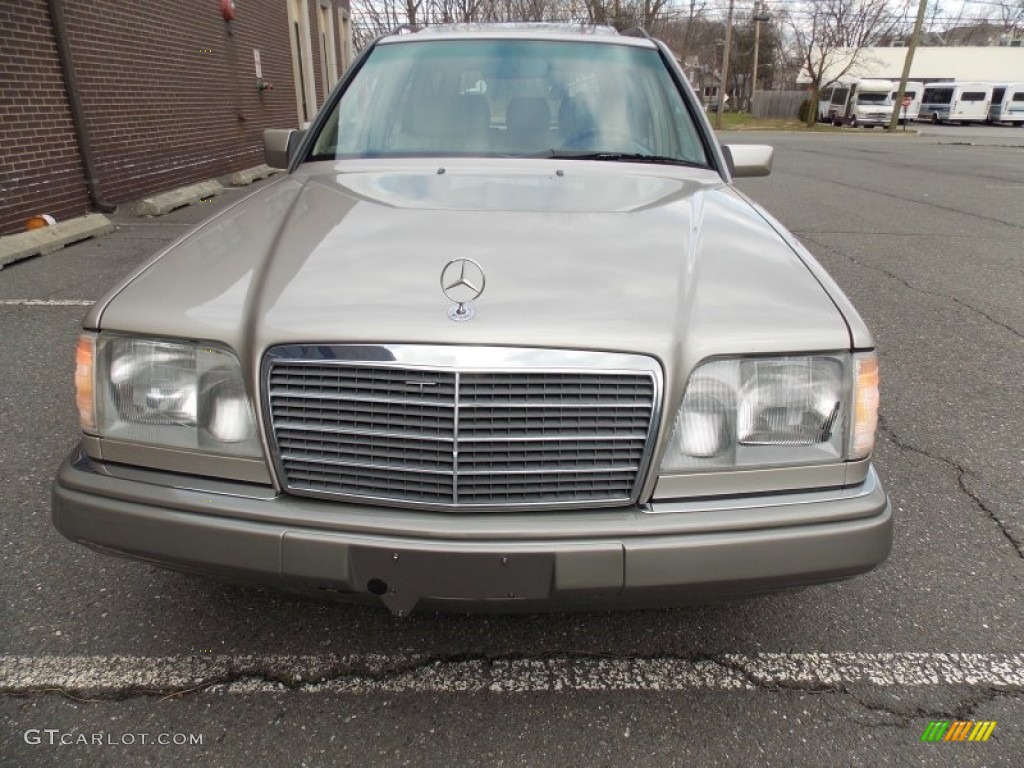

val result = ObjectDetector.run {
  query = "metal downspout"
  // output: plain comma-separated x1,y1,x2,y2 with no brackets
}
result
46,0,117,213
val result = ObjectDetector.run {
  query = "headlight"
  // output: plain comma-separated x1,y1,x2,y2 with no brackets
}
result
659,353,878,473
77,334,262,458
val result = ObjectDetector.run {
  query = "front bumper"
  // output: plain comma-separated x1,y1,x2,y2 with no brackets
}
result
854,114,891,126
53,448,892,614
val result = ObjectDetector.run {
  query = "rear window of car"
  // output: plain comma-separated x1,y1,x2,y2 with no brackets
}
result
308,39,709,167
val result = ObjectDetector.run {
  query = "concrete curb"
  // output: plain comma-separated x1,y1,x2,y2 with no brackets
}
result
717,127,920,136
136,179,224,216
0,214,114,269
229,164,281,186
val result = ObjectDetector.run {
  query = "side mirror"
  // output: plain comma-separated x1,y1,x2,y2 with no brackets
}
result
264,128,306,169
721,144,774,178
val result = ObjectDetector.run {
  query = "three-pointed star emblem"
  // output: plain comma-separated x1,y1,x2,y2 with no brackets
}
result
440,259,486,321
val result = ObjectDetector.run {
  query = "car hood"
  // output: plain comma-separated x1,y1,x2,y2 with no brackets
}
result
94,161,850,399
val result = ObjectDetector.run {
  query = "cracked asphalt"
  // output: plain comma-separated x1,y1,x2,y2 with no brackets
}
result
2,127,1023,766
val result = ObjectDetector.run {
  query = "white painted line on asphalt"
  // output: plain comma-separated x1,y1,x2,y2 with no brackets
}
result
0,299,94,306
2,653,1022,695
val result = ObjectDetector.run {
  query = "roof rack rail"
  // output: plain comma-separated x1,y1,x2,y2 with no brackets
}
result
621,27,654,40
390,23,421,35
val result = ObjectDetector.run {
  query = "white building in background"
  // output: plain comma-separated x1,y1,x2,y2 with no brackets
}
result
798,46,1024,85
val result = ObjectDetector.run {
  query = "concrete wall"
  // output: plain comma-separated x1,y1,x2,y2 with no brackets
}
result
798,46,1024,86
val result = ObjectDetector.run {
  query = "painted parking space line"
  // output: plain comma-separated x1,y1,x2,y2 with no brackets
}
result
0,299,94,306
3,653,1022,696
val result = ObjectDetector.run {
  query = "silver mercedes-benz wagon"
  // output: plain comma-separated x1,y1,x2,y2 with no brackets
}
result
53,24,890,615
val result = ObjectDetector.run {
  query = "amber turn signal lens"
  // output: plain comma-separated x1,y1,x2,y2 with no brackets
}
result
851,354,879,459
75,335,96,432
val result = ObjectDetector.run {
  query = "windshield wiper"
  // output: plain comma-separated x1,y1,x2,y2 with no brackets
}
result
539,150,706,168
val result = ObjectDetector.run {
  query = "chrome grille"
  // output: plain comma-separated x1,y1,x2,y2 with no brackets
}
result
264,346,660,509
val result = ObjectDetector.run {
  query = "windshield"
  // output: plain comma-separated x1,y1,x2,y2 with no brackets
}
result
857,93,890,105
308,39,709,167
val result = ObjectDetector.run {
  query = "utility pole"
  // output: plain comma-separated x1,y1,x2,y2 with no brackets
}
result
888,0,928,132
715,0,735,130
751,1,771,114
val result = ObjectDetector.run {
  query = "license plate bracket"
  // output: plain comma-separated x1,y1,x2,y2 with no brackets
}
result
349,546,554,616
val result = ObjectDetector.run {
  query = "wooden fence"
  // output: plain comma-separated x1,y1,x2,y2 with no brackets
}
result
751,90,809,120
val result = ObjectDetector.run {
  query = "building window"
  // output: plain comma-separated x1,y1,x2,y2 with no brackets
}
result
318,1,339,93
338,8,353,72
287,0,317,125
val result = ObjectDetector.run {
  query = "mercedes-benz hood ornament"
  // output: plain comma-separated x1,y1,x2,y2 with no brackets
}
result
440,258,486,322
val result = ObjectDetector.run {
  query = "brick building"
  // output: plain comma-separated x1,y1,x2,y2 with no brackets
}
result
0,0,353,234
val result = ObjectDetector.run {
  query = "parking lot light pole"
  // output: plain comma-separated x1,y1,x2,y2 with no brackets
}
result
889,0,928,132
750,2,771,115
716,0,735,130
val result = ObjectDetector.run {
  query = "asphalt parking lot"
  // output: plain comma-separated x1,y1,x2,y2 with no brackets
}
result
1,125,1022,766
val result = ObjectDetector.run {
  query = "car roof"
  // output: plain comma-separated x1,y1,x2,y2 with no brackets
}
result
377,22,658,48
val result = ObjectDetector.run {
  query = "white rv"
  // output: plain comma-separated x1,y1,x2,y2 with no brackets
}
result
828,79,894,127
988,83,1024,124
918,82,993,124
816,82,848,122
817,84,837,122
890,81,924,123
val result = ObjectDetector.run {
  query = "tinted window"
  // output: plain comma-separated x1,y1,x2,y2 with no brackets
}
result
1013,92,1024,102
310,39,708,166
923,88,953,104
961,92,986,102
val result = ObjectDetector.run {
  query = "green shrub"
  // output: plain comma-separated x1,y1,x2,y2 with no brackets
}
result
797,98,813,123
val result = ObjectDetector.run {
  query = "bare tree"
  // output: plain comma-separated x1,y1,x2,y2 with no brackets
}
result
636,0,673,30
997,0,1024,33
351,0,406,48
937,0,1024,43
724,14,782,109
788,0,912,126
353,0,578,39
657,0,710,57
428,0,483,24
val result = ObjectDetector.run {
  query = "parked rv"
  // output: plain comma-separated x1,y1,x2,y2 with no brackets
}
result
828,79,894,127
817,84,838,122
890,81,924,123
988,83,1024,124
918,82,993,124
